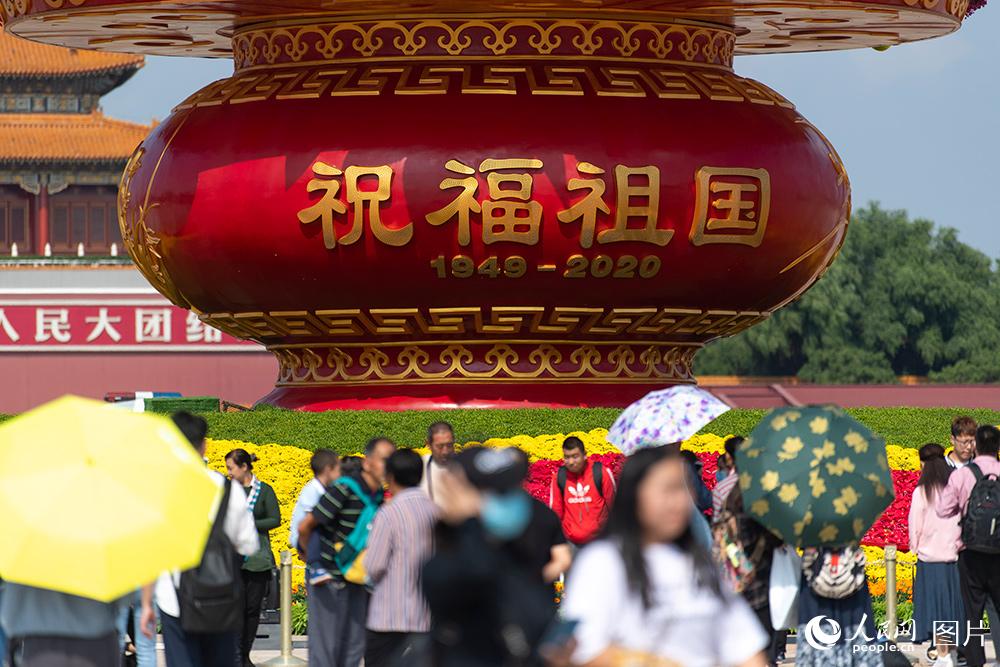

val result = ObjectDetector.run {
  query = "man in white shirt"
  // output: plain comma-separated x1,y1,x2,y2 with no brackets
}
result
420,421,456,507
139,412,259,667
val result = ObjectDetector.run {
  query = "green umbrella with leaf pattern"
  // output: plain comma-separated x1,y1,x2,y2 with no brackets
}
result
734,405,894,548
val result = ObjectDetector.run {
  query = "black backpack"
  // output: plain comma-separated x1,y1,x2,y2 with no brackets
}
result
178,480,242,633
961,462,1000,554
556,461,605,502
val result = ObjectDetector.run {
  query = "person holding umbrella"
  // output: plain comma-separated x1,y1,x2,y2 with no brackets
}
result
735,406,895,665
142,413,260,667
710,436,784,665
608,385,730,551
1,581,126,665
0,397,224,667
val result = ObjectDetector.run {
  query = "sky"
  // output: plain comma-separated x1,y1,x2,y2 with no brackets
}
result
101,9,1000,258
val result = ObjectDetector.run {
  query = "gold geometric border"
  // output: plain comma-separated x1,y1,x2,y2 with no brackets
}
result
270,341,698,385
231,19,736,72
201,306,767,341
173,64,795,107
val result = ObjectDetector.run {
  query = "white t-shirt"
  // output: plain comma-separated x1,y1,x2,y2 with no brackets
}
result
420,453,449,507
946,453,969,469
564,540,767,667
155,474,260,618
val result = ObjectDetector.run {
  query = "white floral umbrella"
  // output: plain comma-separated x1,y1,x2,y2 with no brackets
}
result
609,385,730,455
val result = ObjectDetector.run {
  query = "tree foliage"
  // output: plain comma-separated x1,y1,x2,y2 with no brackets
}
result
696,203,1000,382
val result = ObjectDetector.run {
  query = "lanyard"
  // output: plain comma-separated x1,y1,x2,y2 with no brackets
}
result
246,476,262,513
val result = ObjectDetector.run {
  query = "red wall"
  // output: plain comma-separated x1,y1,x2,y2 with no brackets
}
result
1,351,277,412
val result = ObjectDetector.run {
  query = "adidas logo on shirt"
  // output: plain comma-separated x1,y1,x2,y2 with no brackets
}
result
567,482,593,504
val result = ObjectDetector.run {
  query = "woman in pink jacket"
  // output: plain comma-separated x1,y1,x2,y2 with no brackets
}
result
909,443,966,667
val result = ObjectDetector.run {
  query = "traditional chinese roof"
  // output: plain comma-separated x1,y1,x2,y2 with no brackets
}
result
0,31,143,79
0,111,150,162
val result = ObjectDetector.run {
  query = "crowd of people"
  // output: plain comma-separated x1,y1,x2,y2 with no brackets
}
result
2,413,1000,667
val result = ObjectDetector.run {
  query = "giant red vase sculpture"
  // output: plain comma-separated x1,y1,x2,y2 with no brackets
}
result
1,0,969,409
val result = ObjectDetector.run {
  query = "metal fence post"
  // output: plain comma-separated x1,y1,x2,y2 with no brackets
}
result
262,550,307,666
885,544,898,642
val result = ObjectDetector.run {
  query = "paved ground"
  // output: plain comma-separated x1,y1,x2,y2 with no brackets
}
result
151,626,308,665
148,632,997,666
774,640,997,665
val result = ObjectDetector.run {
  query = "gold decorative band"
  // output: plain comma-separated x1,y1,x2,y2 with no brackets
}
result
270,341,698,385
201,306,767,342
174,63,793,108
231,18,736,72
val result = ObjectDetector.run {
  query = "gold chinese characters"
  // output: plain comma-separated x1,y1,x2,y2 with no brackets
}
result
296,158,771,251
297,163,412,248
690,167,771,247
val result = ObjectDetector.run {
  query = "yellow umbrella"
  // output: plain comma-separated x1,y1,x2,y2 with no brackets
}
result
0,395,220,602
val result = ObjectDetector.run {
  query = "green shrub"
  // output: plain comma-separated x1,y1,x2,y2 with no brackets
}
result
145,397,221,414
4,404,999,455
192,406,1000,454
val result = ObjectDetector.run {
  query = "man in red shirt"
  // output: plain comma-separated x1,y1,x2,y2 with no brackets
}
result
548,436,616,548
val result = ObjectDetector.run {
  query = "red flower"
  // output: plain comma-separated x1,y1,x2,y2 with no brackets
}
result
861,470,917,550
526,453,918,552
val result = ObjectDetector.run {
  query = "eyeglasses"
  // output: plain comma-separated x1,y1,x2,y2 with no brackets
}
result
954,439,976,448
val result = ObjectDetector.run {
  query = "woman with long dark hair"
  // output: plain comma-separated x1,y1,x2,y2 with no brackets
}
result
909,443,965,667
562,445,768,667
225,448,281,667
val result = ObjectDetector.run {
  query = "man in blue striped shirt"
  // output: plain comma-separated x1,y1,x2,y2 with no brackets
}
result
364,449,439,667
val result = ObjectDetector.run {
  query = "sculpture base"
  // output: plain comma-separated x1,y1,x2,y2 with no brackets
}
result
258,340,698,410
257,381,688,411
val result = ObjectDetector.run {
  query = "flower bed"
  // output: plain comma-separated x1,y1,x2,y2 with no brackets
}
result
205,428,924,603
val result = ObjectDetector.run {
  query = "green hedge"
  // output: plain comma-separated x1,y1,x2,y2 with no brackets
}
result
192,405,1000,454
145,397,221,414
4,405,999,455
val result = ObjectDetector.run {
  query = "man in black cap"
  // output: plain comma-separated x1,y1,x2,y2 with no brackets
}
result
422,447,569,667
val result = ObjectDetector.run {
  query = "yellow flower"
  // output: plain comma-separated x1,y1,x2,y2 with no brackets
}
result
818,524,839,542
750,499,770,516
482,429,620,462
886,445,919,471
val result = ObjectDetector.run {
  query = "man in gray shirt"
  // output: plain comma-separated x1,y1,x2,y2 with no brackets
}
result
1,584,121,666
